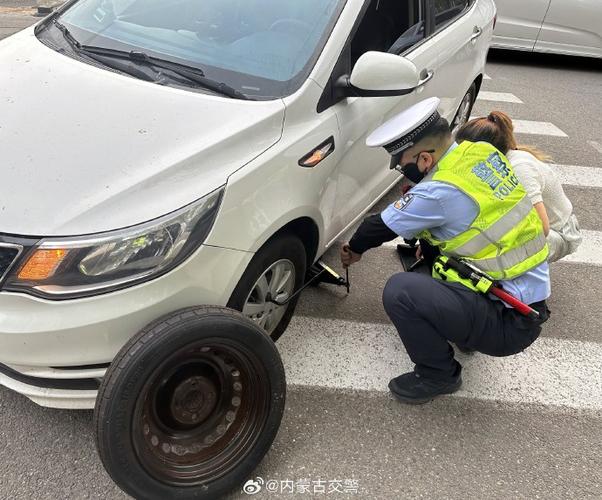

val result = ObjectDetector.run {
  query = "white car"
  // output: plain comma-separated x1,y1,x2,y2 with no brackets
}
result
492,0,601,58
0,0,494,409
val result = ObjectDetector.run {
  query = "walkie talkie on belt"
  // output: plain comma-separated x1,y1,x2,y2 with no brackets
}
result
433,255,540,319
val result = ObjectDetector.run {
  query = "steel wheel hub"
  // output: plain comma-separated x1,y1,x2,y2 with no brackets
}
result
243,259,296,334
171,376,218,426
132,341,270,485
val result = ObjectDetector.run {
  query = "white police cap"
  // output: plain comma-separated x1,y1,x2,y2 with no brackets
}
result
366,97,441,168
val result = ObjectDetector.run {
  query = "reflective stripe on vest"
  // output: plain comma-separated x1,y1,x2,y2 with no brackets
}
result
449,196,534,257
419,141,548,282
472,231,548,273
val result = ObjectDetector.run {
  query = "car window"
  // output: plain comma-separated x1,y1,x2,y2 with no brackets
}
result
350,0,425,64
53,0,347,99
433,0,470,31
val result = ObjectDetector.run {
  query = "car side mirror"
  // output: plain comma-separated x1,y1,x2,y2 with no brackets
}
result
336,51,420,98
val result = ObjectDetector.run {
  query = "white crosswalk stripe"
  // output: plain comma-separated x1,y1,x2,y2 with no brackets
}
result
551,164,602,188
513,120,568,137
280,316,602,411
477,91,523,103
470,116,568,137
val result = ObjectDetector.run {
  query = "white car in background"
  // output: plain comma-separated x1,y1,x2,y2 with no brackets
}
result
492,0,601,58
0,0,494,409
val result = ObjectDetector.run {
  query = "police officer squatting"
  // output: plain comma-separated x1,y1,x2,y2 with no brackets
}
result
340,97,552,405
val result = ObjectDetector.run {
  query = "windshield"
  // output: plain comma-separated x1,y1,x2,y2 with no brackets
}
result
52,0,346,98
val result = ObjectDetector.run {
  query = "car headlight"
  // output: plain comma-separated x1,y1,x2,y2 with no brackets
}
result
5,187,224,299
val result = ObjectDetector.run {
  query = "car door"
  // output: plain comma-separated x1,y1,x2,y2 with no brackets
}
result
534,0,602,58
324,0,488,243
422,0,490,125
492,0,551,51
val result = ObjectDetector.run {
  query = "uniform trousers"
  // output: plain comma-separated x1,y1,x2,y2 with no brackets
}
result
382,272,550,382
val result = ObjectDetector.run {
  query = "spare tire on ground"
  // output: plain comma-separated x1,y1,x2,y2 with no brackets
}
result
94,306,286,500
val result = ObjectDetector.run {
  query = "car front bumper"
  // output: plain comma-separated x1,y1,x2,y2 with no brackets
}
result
0,244,252,409
0,363,102,409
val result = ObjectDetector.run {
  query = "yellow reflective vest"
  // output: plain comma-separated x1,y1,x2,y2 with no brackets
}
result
418,141,548,284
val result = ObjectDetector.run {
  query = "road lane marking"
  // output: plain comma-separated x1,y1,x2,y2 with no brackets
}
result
550,164,602,188
588,140,602,155
382,229,602,267
470,117,568,137
483,74,492,80
281,316,602,411
477,91,523,103
509,120,568,137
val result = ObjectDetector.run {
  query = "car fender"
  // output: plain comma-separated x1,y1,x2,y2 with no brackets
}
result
204,153,328,259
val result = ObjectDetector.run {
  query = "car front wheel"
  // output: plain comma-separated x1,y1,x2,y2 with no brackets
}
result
228,233,306,341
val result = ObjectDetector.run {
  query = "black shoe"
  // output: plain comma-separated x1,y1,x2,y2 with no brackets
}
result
388,372,462,405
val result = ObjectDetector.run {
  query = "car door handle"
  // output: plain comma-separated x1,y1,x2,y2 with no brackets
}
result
417,70,434,87
470,26,483,42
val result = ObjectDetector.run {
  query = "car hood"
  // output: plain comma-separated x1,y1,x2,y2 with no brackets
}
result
0,29,285,236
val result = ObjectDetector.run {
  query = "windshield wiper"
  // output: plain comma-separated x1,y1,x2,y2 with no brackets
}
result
153,62,251,100
53,19,81,51
50,21,249,99
52,20,157,82
77,45,251,100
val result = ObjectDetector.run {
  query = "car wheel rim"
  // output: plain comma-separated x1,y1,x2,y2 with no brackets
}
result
132,339,270,486
242,259,296,335
452,92,473,136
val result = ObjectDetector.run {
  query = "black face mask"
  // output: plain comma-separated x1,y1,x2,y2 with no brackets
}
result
398,149,435,184
401,162,425,183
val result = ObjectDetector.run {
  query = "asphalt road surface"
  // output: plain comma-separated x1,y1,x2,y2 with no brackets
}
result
1,10,602,500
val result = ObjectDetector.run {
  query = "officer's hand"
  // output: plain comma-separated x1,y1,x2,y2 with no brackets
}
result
401,180,413,195
341,244,362,268
415,245,423,260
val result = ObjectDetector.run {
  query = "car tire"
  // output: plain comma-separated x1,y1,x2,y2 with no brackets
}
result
228,233,306,341
450,82,477,136
94,306,286,500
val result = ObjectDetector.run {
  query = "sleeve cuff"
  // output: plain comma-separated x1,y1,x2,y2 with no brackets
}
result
531,195,544,204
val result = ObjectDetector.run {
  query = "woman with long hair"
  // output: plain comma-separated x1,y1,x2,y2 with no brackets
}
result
456,111,582,262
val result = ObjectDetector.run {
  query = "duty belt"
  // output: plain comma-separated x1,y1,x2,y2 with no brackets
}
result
433,255,540,319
